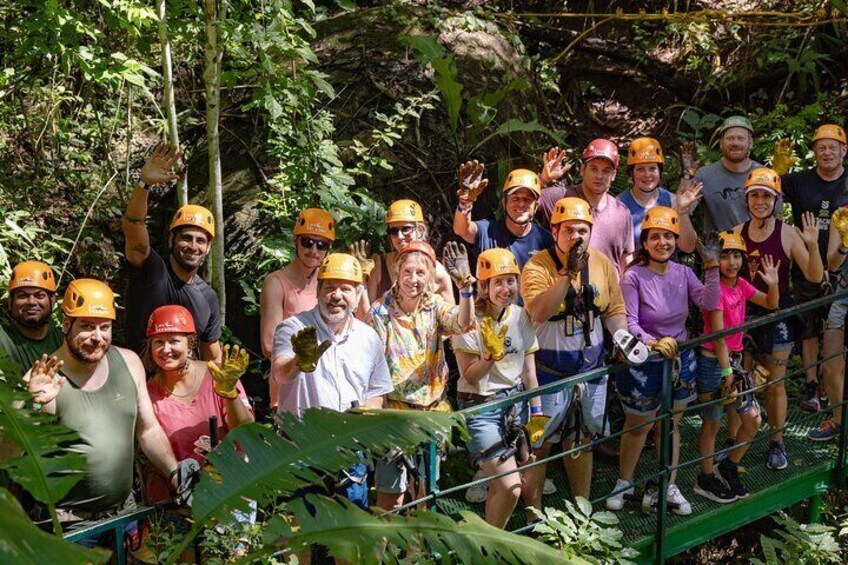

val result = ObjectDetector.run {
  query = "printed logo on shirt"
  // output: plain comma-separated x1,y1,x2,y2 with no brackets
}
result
719,186,743,200
747,249,762,280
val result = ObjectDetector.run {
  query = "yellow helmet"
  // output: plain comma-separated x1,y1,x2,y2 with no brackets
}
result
627,137,665,166
386,199,424,224
62,279,116,320
812,124,847,145
293,208,336,240
9,261,57,292
317,253,363,284
476,248,520,281
744,167,782,196
503,169,541,198
551,197,593,226
641,206,680,236
719,232,747,253
170,204,215,239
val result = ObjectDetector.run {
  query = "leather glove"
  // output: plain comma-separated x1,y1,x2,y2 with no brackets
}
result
772,139,797,176
832,208,848,248
349,240,375,279
171,458,202,507
527,414,550,445
750,364,769,388
648,337,678,360
291,327,331,373
443,241,476,288
566,237,587,275
457,160,488,206
697,231,722,270
480,317,508,361
208,344,248,399
680,141,701,177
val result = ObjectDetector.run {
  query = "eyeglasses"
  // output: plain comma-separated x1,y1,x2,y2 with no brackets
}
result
299,237,331,251
388,225,416,237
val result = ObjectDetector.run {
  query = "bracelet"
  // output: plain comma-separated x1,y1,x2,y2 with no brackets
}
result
460,290,475,299
456,203,473,215
721,367,733,377
530,405,544,415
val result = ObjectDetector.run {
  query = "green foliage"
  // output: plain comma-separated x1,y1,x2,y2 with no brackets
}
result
751,512,842,565
531,497,640,564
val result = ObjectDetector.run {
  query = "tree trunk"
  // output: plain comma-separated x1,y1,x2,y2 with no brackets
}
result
157,0,188,205
204,0,226,323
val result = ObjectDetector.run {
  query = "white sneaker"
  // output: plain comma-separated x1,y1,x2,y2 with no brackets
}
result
543,478,557,495
606,479,633,511
667,483,692,516
465,470,488,503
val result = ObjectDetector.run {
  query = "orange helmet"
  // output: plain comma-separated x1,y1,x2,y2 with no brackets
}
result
317,253,363,284
293,208,336,241
719,232,747,253
9,261,57,292
641,206,680,236
386,200,424,224
62,279,116,320
170,204,215,239
396,240,437,265
627,137,665,166
551,197,593,226
744,167,782,196
812,124,847,145
147,305,196,337
476,248,520,281
503,169,541,198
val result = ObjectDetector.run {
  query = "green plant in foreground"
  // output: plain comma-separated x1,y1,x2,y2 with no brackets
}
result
751,512,842,565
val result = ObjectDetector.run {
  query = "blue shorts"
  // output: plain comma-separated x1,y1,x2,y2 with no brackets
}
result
696,352,757,421
827,295,848,329
748,302,796,354
374,450,439,495
458,386,528,464
617,348,697,416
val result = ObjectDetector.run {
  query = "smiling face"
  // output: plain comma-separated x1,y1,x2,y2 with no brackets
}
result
720,127,753,164
150,333,192,372
719,250,744,280
388,222,424,252
581,158,617,196
296,235,331,269
64,317,112,364
503,188,538,224
746,188,777,220
317,278,358,325
171,227,212,271
485,274,519,309
643,228,677,262
9,288,53,328
396,253,433,301
632,163,661,193
814,139,847,175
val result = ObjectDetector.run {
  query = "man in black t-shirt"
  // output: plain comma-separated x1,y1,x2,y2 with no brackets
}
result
778,124,848,413
122,142,222,362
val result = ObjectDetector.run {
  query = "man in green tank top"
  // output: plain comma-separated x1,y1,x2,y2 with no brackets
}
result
26,278,183,520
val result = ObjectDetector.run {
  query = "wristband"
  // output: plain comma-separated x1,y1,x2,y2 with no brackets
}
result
530,406,544,415
456,202,473,215
136,180,150,191
721,367,733,377
460,290,475,299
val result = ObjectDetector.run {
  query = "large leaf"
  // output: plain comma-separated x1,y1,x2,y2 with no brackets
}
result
0,488,109,564
471,118,567,153
259,494,589,564
402,35,463,132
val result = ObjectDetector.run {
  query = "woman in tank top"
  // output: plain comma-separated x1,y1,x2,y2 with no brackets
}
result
730,167,822,471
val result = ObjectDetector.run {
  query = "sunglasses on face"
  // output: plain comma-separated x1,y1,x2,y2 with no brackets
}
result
299,237,330,251
388,225,416,237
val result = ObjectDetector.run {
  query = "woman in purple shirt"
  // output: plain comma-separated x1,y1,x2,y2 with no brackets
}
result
606,206,721,516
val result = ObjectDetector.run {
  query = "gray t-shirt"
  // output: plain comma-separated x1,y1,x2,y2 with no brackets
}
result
695,160,761,232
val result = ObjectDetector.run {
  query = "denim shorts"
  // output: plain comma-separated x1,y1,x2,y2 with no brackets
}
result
617,348,697,416
537,375,608,446
748,302,796,354
827,297,848,330
696,352,757,421
458,386,528,464
374,450,439,495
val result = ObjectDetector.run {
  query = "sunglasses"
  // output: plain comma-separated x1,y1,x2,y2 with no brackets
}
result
299,237,331,251
388,225,416,237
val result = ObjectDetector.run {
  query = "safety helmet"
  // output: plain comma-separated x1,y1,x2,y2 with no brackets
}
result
581,139,620,168
503,169,541,198
317,253,363,284
627,137,665,166
812,124,847,145
743,167,782,196
170,204,215,239
395,240,437,266
640,206,680,236
716,115,754,137
146,305,197,337
62,279,116,320
551,197,593,226
293,208,336,241
476,248,520,281
386,199,424,224
9,261,57,293
719,232,747,253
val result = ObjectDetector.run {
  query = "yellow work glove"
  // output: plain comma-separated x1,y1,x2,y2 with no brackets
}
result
208,344,249,399
832,208,848,248
772,139,797,176
291,326,331,373
480,317,508,361
648,337,678,360
527,414,550,445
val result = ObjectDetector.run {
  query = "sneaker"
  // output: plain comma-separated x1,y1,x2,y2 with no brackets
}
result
716,459,749,499
606,479,633,511
766,440,788,470
543,478,557,495
801,380,821,412
666,483,692,515
464,470,488,503
808,418,840,442
693,472,737,504
713,438,735,464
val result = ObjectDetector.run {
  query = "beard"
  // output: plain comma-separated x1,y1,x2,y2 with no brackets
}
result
66,335,110,364
14,311,50,329
319,299,351,325
171,246,208,271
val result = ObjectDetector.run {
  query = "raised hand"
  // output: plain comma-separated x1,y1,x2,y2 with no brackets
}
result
208,344,248,399
697,231,722,269
675,181,703,215
772,138,797,176
27,354,65,405
457,160,488,207
832,207,848,248
139,142,183,186
564,236,587,276
443,241,476,289
291,327,331,373
800,211,820,247
756,254,781,288
680,141,701,177
480,317,508,361
349,240,375,279
540,146,571,185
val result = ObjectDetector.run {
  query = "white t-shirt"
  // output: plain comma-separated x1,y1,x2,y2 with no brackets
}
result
452,305,539,395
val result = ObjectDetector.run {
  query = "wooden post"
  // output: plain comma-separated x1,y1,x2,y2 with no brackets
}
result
156,0,187,206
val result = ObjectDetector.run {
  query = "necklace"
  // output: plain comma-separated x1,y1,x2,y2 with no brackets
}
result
159,365,198,398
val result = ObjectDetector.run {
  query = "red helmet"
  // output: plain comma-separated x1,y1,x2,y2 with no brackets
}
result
582,139,620,168
146,305,197,337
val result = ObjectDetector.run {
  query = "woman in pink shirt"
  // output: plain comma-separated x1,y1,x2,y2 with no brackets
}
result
143,305,254,503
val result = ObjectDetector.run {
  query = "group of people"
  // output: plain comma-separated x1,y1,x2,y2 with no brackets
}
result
2,117,847,541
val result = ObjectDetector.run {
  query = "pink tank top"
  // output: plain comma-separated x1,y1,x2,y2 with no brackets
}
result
274,270,318,318
741,220,790,295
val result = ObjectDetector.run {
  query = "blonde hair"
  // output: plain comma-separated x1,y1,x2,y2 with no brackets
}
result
391,250,435,307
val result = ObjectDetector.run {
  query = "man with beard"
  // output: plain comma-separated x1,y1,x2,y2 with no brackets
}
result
0,261,63,372
25,279,184,523
123,142,221,362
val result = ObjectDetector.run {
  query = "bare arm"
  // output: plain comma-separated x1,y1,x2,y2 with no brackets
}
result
602,313,628,335
827,224,847,272
435,262,456,305
259,272,285,358
672,183,702,254
367,254,383,304
457,285,475,330
453,210,478,243
519,353,542,412
223,393,254,430
455,350,495,387
365,395,384,409
707,310,732,372
272,353,299,386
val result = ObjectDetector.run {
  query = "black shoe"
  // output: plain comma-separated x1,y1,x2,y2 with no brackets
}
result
801,380,821,412
716,459,749,499
694,472,737,504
